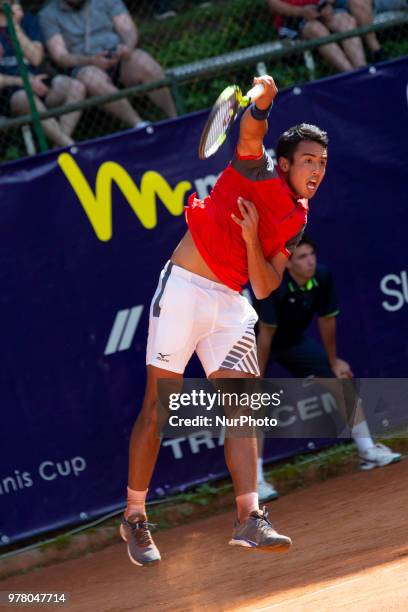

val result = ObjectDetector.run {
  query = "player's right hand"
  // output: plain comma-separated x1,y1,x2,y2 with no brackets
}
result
252,75,278,107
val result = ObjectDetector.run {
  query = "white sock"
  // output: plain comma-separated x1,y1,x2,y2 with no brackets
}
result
351,420,375,454
257,458,265,483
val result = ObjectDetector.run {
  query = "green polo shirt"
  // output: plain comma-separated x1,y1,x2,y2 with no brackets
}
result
254,263,340,349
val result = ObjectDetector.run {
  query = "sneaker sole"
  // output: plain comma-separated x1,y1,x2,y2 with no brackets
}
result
119,524,160,567
228,538,291,553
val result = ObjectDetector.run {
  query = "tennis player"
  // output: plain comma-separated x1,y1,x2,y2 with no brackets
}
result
120,74,329,566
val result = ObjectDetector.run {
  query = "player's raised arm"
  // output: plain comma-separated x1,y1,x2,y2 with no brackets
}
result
237,75,278,158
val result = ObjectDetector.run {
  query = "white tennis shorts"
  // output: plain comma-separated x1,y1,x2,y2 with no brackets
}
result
146,262,260,377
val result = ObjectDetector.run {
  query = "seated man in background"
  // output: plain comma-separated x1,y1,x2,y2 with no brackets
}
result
267,0,367,72
0,1,85,147
254,236,402,501
350,0,408,62
39,0,177,129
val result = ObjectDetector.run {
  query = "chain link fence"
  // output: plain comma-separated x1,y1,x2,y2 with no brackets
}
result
0,0,407,163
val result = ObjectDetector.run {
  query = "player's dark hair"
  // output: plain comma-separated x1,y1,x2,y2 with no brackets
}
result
276,124,328,162
297,235,316,251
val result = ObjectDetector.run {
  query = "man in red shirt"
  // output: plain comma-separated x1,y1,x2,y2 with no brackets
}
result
120,74,329,566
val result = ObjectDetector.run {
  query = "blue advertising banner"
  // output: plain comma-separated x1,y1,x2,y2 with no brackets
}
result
0,57,407,545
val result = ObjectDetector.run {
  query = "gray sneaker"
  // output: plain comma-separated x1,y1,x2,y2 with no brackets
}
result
120,514,161,566
229,507,292,553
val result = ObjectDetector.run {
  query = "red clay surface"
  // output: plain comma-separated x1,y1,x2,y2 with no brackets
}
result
2,460,408,611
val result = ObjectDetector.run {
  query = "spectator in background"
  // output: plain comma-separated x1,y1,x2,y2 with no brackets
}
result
39,0,177,129
348,0,407,63
254,236,402,501
0,0,85,147
268,0,368,72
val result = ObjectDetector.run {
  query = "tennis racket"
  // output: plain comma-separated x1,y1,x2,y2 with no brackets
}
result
198,82,265,160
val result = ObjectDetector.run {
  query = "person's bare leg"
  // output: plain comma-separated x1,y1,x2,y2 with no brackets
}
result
10,90,73,147
328,13,367,68
77,66,142,127
128,364,182,495
302,21,353,72
122,365,180,566
348,0,381,53
45,75,86,137
209,369,258,521
120,49,177,118
208,368,291,551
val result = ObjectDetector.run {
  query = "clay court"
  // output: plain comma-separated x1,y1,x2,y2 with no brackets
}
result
2,458,407,611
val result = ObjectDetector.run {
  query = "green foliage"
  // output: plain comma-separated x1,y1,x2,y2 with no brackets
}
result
0,0,407,161
39,534,72,552
140,0,274,67
137,1,408,113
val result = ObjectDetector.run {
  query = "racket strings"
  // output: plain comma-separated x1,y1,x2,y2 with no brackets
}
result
204,97,236,157
199,85,245,159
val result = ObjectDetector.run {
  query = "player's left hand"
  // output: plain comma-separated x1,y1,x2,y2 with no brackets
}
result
231,197,259,245
331,357,353,378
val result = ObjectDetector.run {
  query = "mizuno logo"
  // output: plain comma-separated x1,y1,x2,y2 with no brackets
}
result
157,352,171,362
105,306,144,355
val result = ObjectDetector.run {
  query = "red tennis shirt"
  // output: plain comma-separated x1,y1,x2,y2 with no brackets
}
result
185,150,308,292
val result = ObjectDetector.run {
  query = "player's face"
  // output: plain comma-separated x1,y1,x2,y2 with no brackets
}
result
282,141,327,199
288,244,317,280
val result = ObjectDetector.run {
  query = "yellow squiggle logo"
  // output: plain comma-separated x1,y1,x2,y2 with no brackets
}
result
58,153,192,241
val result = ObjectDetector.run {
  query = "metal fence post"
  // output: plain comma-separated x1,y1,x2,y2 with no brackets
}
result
3,1,48,152
169,76,186,116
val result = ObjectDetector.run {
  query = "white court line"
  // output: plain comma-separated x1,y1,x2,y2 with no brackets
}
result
254,577,362,612
253,560,408,612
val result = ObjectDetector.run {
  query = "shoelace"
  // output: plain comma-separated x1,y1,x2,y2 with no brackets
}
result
234,506,275,530
251,507,275,531
127,520,157,547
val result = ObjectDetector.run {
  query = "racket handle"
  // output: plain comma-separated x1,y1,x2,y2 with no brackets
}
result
245,82,265,102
